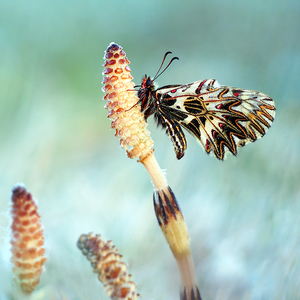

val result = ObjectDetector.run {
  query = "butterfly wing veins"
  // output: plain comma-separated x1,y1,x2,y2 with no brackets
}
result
137,53,275,160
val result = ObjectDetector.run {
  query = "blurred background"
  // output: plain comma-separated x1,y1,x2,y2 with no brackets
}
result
0,0,299,299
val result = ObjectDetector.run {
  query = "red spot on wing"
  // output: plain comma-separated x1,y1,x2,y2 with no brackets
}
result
205,139,211,151
195,80,206,94
219,123,224,129
212,130,216,138
171,89,177,93
216,104,223,109
234,92,240,97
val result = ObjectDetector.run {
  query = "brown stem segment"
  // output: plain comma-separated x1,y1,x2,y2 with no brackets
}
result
141,153,202,300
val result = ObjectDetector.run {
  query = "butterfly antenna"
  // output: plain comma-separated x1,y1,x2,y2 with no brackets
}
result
153,54,179,81
153,51,172,78
152,51,172,80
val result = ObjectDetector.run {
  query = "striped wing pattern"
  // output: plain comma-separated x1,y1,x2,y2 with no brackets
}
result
156,79,275,160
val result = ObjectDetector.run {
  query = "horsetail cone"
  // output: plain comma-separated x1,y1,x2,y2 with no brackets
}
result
102,42,154,161
77,233,139,300
10,185,46,294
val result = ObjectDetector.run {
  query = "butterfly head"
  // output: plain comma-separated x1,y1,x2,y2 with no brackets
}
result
141,75,155,90
137,75,156,113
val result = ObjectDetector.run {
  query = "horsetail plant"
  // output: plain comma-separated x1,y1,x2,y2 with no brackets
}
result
102,42,201,300
10,185,47,294
77,233,139,300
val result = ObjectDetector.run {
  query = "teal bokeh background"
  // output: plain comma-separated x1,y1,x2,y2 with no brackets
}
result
1,0,299,299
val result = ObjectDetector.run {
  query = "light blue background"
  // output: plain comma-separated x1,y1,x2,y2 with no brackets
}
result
0,1,299,299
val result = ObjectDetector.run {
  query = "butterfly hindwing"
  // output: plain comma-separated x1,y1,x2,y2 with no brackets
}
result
157,79,275,160
154,111,187,159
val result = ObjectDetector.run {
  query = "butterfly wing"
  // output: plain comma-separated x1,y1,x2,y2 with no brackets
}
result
158,79,275,160
154,111,187,159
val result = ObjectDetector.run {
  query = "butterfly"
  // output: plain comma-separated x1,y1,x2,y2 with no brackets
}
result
136,52,276,160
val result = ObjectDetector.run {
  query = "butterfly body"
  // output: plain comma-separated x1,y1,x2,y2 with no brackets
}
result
137,61,275,160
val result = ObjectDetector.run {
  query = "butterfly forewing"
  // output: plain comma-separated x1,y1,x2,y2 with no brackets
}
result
156,79,275,160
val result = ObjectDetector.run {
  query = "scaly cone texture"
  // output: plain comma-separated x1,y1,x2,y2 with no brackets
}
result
77,233,139,300
10,185,46,294
102,42,154,161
